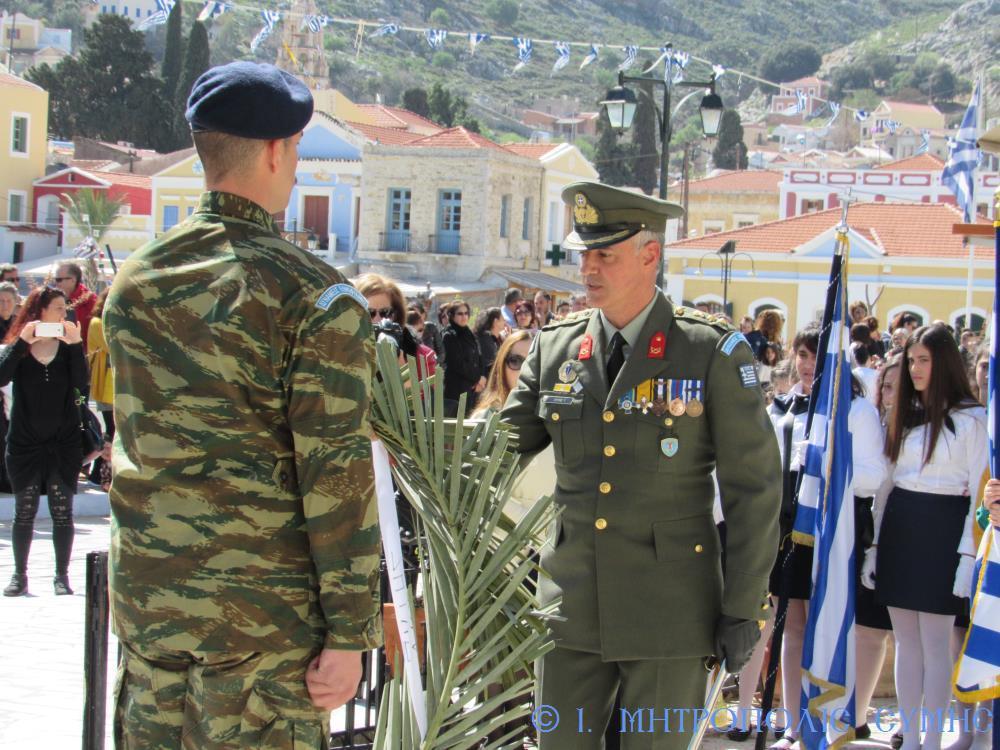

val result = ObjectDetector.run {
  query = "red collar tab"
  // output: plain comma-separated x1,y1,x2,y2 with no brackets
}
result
647,331,666,359
578,334,594,360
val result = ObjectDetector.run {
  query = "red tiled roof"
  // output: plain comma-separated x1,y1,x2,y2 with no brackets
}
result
356,104,441,134
67,159,118,171
687,170,783,194
781,76,825,88
90,171,152,189
345,121,426,145
667,202,992,259
0,72,44,91
504,143,560,159
881,100,943,115
873,153,945,171
403,126,510,153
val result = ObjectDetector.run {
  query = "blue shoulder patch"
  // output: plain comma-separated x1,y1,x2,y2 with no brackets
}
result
721,332,751,357
316,283,367,312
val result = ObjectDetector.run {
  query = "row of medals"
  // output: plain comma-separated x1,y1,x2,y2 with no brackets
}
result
556,361,704,419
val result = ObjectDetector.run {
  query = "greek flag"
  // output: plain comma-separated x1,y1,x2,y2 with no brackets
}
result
854,110,868,123
468,32,489,55
250,9,280,53
619,45,638,71
825,102,841,128
942,80,981,223
916,129,931,155
670,50,689,84
886,119,900,134
580,44,598,69
513,37,532,71
954,200,1000,703
304,14,328,33
552,41,571,73
370,23,398,37
136,0,173,30
196,1,229,21
797,89,809,114
712,64,726,79
425,28,447,49
797,240,857,750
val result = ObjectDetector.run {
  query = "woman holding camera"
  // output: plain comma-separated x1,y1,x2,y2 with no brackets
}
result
1,286,88,597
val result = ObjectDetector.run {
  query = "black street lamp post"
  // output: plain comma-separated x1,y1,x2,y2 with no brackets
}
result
696,240,756,315
600,53,724,288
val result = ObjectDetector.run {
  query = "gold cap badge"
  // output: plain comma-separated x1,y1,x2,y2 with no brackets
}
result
574,192,600,226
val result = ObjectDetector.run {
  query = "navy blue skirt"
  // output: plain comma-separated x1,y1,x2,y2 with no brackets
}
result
875,487,969,616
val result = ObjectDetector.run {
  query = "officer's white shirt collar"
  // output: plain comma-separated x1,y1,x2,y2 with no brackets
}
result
597,288,659,356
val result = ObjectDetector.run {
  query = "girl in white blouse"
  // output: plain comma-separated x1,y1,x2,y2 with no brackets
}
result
863,324,987,750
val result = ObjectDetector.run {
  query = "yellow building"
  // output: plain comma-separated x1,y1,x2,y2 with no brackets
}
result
0,72,48,225
150,148,204,236
665,202,994,338
679,170,782,239
863,100,946,141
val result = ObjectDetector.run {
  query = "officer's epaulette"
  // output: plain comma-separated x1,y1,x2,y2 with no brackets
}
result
542,308,595,330
673,306,734,334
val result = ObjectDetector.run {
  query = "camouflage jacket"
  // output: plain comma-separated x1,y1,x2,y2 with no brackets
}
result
105,191,382,653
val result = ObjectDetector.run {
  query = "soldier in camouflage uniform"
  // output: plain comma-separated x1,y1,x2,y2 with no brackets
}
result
104,62,382,749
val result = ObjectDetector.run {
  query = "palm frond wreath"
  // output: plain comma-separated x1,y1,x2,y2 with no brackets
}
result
370,342,558,749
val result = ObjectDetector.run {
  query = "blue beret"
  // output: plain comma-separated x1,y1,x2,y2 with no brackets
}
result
185,62,314,139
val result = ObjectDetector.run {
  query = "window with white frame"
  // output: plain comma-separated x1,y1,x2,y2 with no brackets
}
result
10,114,28,155
8,191,26,222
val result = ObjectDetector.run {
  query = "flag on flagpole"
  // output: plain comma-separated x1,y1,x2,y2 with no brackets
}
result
369,22,398,37
619,45,638,71
952,193,1000,703
468,32,489,54
580,44,598,69
513,37,532,71
196,1,229,21
942,80,981,223
798,230,857,750
552,41,571,73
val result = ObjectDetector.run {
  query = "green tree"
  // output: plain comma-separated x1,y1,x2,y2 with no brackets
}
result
758,42,821,85
428,7,450,26
631,81,659,195
160,0,183,98
402,87,431,118
60,188,125,291
485,0,519,26
25,15,169,148
173,21,211,149
431,50,456,69
594,114,632,187
428,82,455,126
928,62,957,103
712,110,748,170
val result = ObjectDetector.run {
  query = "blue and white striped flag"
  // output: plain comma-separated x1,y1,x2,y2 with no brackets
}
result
580,44,598,69
303,14,328,33
513,37,532,71
916,129,931,155
619,45,638,71
797,236,857,750
886,119,900,134
136,0,173,30
370,22,399,38
953,196,1000,703
854,110,868,123
250,9,280,53
469,32,489,54
712,64,726,79
425,28,447,49
552,41,571,73
196,1,229,21
825,102,841,128
942,80,981,223
671,50,689,84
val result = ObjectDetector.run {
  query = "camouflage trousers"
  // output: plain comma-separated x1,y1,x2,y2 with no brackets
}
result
113,642,329,749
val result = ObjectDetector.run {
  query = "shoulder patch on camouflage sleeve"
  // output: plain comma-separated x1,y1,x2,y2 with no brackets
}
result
316,283,367,312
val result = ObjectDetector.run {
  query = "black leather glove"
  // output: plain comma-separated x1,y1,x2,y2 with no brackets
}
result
714,615,761,673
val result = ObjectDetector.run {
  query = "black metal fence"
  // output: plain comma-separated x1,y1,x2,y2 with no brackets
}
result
82,551,388,750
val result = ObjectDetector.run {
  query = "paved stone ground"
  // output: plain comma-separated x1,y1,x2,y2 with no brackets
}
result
1,513,992,749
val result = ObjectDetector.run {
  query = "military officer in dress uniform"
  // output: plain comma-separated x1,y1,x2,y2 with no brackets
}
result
501,182,781,750
105,63,382,748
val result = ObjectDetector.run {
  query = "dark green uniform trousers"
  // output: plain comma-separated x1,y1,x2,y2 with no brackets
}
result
113,642,329,749
536,646,708,750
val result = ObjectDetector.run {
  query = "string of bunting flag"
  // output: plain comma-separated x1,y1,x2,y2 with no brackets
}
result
136,0,896,125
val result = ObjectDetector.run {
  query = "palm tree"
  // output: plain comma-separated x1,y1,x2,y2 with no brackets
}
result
60,189,125,291
370,342,558,749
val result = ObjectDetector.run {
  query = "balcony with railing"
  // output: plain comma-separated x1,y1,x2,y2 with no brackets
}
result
379,230,411,252
428,233,460,254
